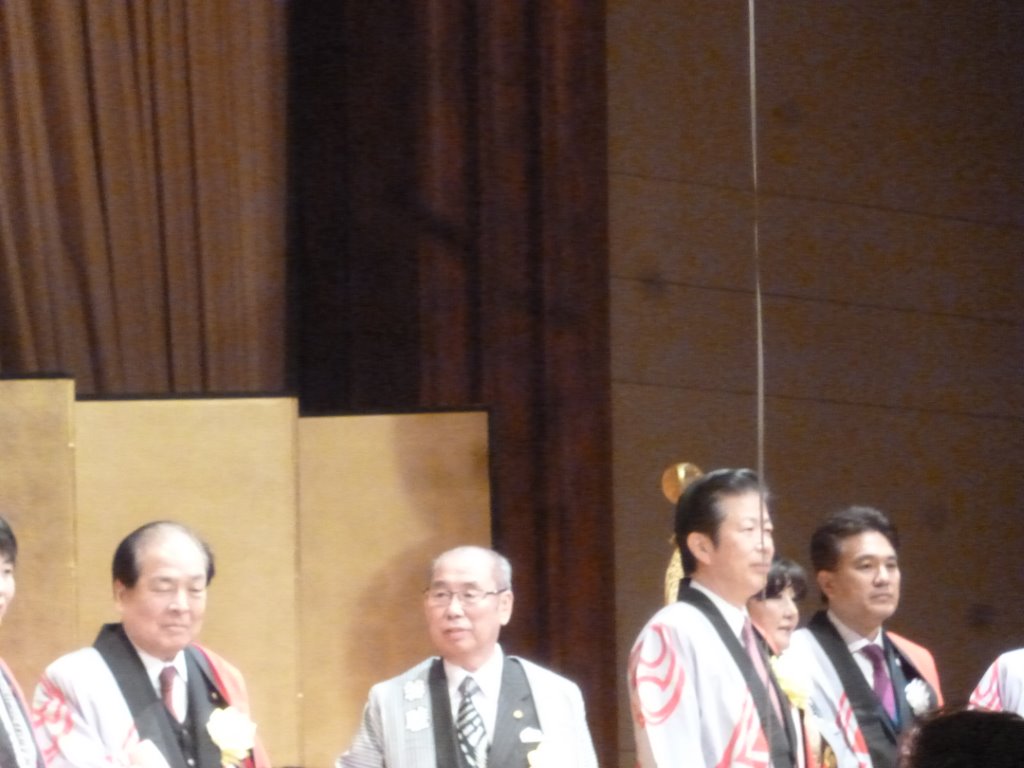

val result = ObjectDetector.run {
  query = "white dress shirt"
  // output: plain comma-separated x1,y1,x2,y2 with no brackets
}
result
444,645,506,743
136,647,189,721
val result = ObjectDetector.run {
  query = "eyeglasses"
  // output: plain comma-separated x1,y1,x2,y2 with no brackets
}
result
423,587,508,607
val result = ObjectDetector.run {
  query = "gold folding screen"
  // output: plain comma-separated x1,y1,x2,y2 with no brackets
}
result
0,379,491,767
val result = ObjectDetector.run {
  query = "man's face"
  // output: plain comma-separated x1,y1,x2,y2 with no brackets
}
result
424,549,513,671
115,529,208,661
748,585,799,652
690,490,774,606
0,554,15,626
817,530,900,638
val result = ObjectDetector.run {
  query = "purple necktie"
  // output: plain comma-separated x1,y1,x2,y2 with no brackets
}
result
861,644,896,719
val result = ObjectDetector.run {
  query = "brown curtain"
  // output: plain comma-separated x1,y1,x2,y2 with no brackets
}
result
0,1,287,393
5,0,615,760
291,2,616,761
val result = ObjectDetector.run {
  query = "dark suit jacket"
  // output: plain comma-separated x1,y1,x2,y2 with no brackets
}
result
428,657,542,768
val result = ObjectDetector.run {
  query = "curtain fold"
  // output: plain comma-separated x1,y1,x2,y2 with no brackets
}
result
291,1,615,761
0,1,287,394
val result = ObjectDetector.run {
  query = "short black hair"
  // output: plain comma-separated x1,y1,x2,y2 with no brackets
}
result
904,708,1024,768
0,516,17,565
810,505,899,574
111,521,215,588
674,468,767,575
752,555,808,602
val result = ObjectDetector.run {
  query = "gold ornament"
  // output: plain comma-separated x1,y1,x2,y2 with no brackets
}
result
661,462,703,605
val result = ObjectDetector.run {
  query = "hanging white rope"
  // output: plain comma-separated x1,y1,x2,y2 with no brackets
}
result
748,0,766,486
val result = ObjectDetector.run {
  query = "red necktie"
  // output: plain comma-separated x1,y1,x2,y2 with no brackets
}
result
159,665,180,721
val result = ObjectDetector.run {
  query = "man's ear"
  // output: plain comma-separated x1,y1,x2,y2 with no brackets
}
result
686,531,714,566
816,570,835,600
498,590,514,627
113,580,128,613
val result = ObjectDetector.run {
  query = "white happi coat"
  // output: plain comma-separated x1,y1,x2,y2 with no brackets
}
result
32,636,267,768
786,629,872,768
34,646,165,767
629,600,782,768
970,648,1024,715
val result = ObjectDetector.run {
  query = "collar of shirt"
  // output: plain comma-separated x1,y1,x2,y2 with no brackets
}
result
827,610,885,652
444,644,505,741
827,610,887,688
690,578,748,639
136,647,189,692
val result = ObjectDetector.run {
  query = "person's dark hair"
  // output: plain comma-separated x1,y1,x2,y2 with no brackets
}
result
809,505,899,574
902,708,1024,768
0,516,17,565
111,521,215,588
752,555,807,602
674,468,767,575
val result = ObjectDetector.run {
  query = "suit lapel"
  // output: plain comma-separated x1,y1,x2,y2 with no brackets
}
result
93,624,189,768
490,658,539,768
883,632,937,729
184,647,229,768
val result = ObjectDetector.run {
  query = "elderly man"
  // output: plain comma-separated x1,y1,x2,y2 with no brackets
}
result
629,467,797,768
33,521,270,768
337,545,598,768
788,506,942,768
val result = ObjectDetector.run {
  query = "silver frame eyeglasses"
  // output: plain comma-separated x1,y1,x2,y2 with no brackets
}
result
423,587,508,607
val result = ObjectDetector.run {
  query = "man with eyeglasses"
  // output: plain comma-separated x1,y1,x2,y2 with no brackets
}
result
337,545,598,768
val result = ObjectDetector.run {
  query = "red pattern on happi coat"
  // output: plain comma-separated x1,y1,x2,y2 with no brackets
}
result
969,659,1003,711
836,692,871,768
629,623,685,727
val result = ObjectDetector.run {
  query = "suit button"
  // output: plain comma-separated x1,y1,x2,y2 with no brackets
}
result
187,760,196,766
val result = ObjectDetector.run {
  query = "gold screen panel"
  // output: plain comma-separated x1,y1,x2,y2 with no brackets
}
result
73,397,300,763
297,411,491,767
0,379,77,694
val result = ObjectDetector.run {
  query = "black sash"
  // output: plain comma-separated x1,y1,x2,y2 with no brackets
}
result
490,658,541,768
428,659,462,768
806,611,896,768
429,656,543,768
678,586,796,768
93,623,223,768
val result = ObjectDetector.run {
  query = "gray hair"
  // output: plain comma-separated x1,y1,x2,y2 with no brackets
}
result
431,545,513,591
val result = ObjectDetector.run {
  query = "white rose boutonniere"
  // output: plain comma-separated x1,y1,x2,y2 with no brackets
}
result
405,706,429,732
404,680,426,701
770,651,811,712
905,678,931,716
206,706,257,767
